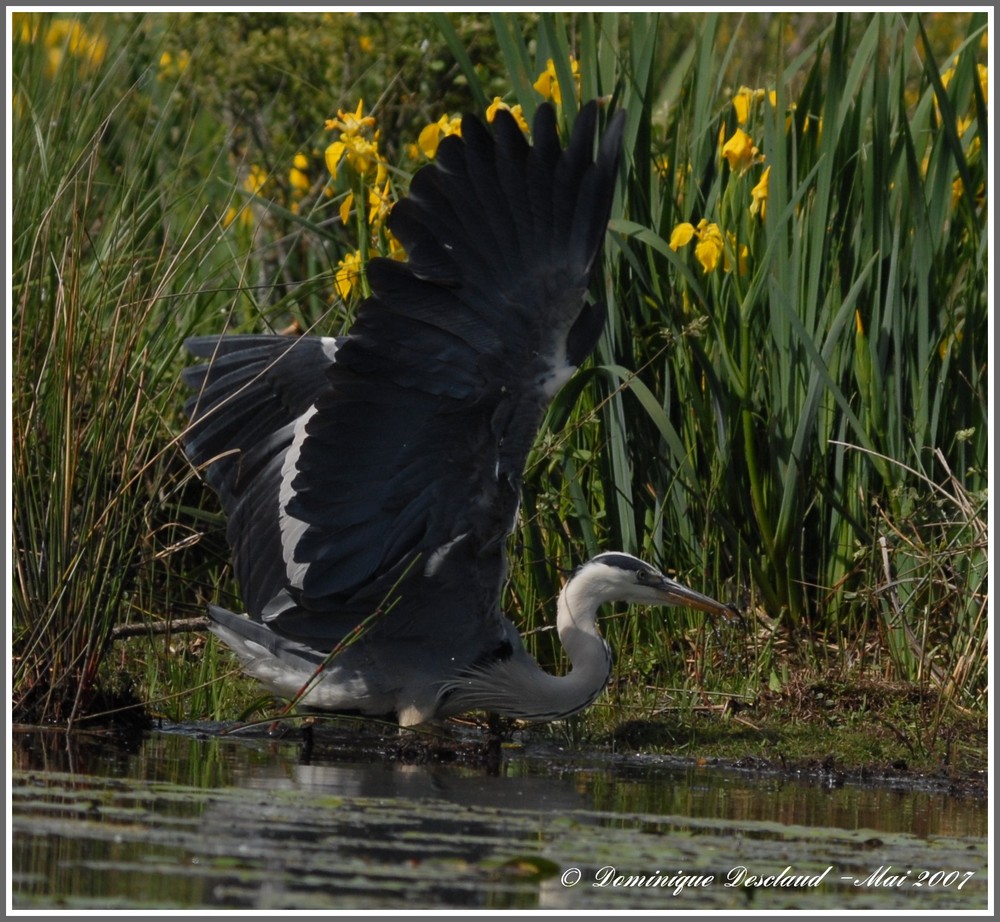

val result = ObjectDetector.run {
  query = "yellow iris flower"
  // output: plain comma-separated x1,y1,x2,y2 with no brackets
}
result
732,86,777,125
721,128,764,174
750,166,771,220
670,219,725,274
335,250,364,301
724,232,749,275
326,133,381,177
325,99,376,137
289,153,310,195
339,163,392,226
694,222,724,274
417,114,463,159
532,57,580,106
668,222,697,251
223,164,269,229
158,49,190,81
325,101,382,177
486,97,529,133
41,17,107,76
670,219,751,275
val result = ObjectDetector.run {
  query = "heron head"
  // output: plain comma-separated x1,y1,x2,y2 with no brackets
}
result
583,552,733,616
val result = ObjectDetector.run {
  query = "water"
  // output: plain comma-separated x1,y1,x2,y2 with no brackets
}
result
10,722,989,911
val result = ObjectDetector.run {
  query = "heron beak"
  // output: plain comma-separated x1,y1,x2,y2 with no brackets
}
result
656,576,734,617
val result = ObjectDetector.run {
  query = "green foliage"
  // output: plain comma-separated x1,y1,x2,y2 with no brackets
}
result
460,11,988,713
11,11,987,729
11,13,243,722
159,12,511,161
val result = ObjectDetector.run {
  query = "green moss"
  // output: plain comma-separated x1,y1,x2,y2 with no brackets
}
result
568,674,989,779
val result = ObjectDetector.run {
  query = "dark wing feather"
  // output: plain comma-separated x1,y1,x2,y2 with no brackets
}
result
182,334,340,614
183,101,625,647
287,104,624,605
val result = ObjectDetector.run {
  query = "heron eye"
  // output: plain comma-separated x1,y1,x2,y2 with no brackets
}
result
636,570,649,583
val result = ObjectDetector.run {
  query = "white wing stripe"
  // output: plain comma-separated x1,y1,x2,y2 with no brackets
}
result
279,403,319,589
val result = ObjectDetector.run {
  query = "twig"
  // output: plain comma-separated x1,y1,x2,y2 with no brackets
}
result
110,616,210,639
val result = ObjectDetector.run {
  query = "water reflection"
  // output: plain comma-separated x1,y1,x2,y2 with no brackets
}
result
12,722,988,838
10,723,989,911
576,767,985,840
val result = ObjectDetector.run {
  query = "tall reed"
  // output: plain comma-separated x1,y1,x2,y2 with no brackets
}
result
11,14,237,722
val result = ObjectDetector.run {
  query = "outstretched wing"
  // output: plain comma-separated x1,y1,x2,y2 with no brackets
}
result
184,101,625,645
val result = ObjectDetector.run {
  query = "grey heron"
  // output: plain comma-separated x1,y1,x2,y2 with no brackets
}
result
182,100,730,727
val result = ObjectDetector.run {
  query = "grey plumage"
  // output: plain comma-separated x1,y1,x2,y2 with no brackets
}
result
182,101,730,727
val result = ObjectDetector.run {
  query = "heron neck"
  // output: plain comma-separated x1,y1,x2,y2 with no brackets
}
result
438,583,612,722
554,577,614,709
